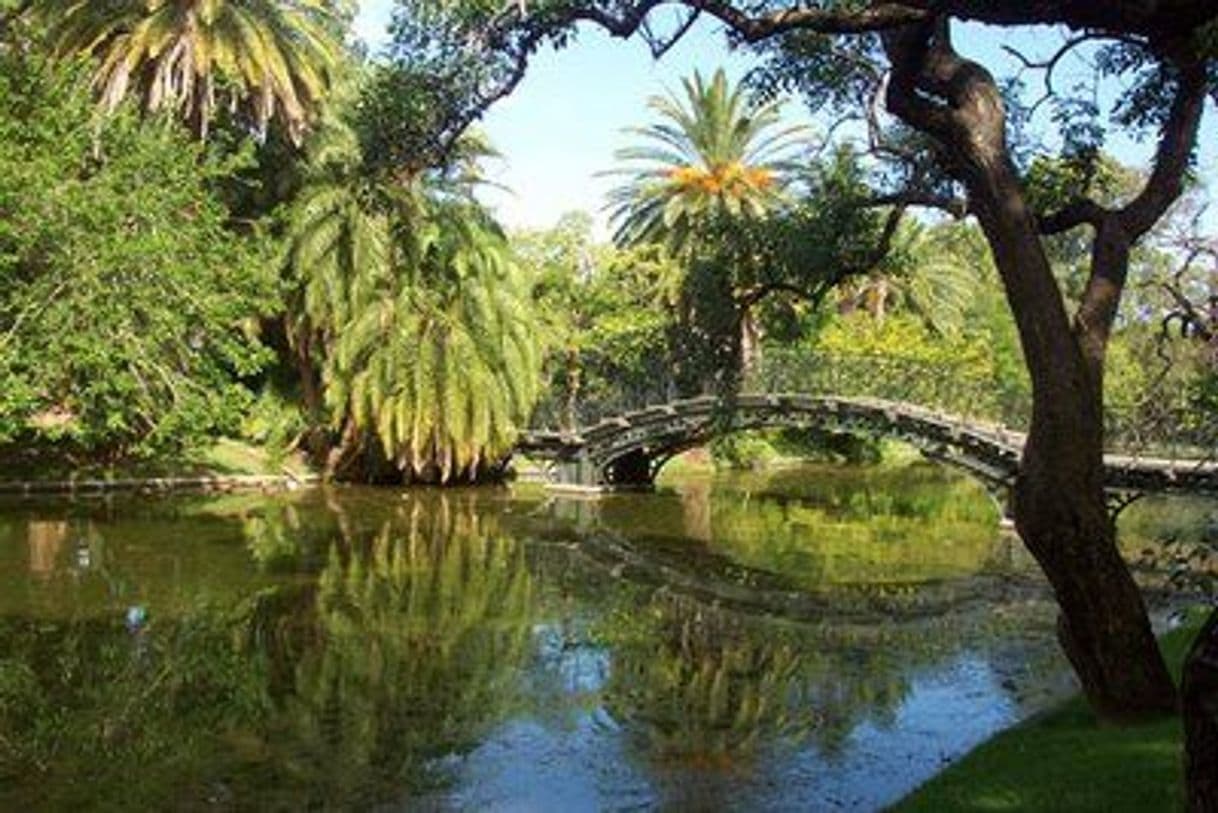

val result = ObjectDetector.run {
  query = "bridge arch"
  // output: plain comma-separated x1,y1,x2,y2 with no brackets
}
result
517,393,1218,504
520,394,1024,491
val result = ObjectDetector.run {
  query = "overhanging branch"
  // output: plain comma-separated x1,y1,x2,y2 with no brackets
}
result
1119,61,1208,238
1039,198,1108,235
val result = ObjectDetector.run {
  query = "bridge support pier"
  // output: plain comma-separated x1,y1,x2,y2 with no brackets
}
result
544,448,657,493
553,451,601,489
985,485,1017,531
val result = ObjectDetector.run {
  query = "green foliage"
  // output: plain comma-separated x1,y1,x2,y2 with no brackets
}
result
606,68,807,253
0,48,275,460
520,213,679,426
283,96,542,481
380,0,518,169
240,388,308,464
32,0,347,141
709,432,777,470
1024,153,1136,217
812,313,999,416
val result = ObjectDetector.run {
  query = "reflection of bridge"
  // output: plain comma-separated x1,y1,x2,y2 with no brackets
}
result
518,393,1218,501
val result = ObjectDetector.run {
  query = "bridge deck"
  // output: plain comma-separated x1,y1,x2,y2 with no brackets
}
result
519,394,1218,496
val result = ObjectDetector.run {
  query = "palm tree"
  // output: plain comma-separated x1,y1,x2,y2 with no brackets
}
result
35,0,345,141
606,68,807,255
840,220,979,334
284,111,541,483
606,69,808,390
282,113,392,439
326,197,541,482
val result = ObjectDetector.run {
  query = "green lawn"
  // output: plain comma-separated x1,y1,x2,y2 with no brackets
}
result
894,617,1205,812
0,437,315,483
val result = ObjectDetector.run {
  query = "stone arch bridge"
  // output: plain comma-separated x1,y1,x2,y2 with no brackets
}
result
517,393,1218,504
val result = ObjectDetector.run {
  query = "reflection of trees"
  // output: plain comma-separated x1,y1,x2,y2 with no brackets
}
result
240,493,537,806
598,596,817,767
25,520,67,576
0,481,1073,808
0,493,538,810
594,586,1060,780
599,464,1008,590
0,610,271,810
595,594,915,771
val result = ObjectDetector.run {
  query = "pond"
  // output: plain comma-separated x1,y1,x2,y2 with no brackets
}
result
0,462,1199,811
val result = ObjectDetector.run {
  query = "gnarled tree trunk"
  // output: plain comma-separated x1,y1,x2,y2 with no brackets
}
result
1185,607,1218,812
880,18,1185,718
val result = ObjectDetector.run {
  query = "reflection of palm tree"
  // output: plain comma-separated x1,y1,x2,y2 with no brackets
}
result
254,494,537,803
598,597,825,766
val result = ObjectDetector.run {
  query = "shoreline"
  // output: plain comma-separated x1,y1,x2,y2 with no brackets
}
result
0,471,321,496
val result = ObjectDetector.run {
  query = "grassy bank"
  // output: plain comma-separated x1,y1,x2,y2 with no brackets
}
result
895,616,1206,812
0,438,315,483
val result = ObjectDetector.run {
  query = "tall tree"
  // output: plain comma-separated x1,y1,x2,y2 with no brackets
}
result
283,90,541,483
32,0,347,140
608,71,901,390
606,67,805,252
324,192,541,483
388,0,1218,720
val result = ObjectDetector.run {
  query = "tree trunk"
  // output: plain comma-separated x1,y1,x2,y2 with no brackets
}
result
562,348,581,432
878,20,1176,718
739,306,762,385
290,326,333,467
978,175,1176,719
1185,607,1218,812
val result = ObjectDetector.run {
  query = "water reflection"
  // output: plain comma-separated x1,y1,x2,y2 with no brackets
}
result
26,519,67,576
0,468,1094,810
237,498,536,808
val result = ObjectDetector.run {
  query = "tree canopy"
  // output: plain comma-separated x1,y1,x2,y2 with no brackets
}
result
32,0,348,140
0,44,275,460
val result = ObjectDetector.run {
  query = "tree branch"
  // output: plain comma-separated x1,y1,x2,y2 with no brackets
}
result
1119,61,1208,239
640,8,701,58
1038,198,1108,235
867,190,968,218
684,0,928,42
1002,33,1101,114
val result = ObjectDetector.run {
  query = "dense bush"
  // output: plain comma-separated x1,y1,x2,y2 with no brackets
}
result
0,49,275,462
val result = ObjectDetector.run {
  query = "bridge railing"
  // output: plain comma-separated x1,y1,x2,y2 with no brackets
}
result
529,382,677,432
1104,402,1218,462
757,349,1215,461
750,349,1010,427
530,348,1216,462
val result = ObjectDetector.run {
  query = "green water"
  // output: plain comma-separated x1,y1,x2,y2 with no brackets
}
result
0,463,1203,811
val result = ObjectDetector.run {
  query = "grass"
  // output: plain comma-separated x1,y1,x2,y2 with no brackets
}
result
894,614,1207,812
192,437,313,477
0,437,315,482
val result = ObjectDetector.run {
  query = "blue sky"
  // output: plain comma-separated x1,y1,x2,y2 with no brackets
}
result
354,1,1216,236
